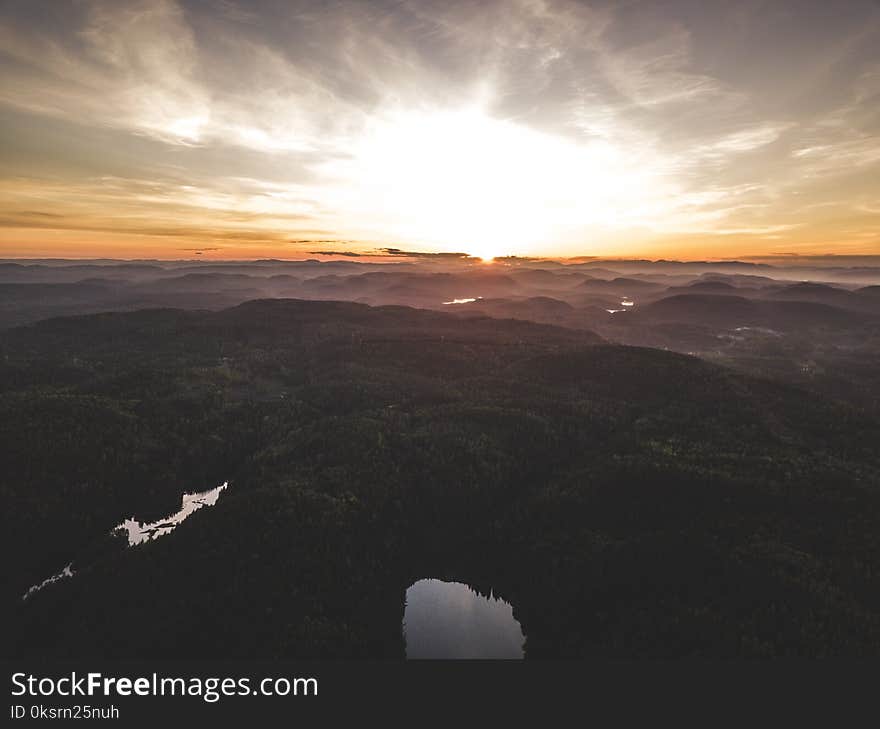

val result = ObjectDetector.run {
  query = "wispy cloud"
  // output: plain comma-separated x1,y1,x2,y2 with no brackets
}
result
0,0,879,258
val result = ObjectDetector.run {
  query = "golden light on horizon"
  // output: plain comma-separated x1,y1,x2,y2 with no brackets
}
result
318,107,678,261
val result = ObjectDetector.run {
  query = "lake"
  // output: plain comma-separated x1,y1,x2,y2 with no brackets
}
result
23,481,229,600
403,578,525,659
115,481,228,546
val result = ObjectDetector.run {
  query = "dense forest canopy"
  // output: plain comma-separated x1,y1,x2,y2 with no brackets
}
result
2,286,880,657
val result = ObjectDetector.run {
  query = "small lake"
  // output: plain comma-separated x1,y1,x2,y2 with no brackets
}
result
403,578,525,659
22,563,74,601
115,481,228,546
23,481,228,600
442,297,481,305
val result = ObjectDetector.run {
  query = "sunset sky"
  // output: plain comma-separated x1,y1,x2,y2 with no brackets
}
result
1,0,879,260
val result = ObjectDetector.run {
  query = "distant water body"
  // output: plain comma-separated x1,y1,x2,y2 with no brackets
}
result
403,578,525,659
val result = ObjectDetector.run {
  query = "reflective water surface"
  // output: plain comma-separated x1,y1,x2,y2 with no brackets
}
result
403,578,525,659
115,481,228,546
442,297,481,305
22,563,74,601
22,481,228,599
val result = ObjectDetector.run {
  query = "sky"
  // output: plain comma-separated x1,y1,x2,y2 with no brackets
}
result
1,0,879,261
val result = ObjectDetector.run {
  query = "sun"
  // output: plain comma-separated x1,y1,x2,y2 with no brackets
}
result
468,244,501,263
318,106,674,257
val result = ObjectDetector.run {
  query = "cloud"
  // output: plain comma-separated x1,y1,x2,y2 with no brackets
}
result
0,0,879,257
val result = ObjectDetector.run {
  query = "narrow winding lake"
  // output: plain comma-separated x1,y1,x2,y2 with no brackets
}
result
403,578,525,659
23,481,229,600
115,481,228,546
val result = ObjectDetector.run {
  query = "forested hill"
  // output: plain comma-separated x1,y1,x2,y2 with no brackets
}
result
3,299,880,658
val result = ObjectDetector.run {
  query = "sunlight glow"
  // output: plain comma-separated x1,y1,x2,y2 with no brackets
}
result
318,107,678,258
163,115,209,143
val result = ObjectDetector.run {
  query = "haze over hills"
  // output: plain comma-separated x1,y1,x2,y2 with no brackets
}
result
3,257,880,412
3,258,879,408
3,257,880,325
